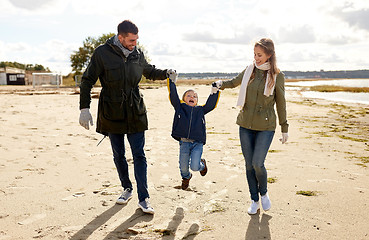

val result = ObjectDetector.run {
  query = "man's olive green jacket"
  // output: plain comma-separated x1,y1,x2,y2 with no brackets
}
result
79,36,167,135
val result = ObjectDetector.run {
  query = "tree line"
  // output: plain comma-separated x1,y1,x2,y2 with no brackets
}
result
0,61,50,72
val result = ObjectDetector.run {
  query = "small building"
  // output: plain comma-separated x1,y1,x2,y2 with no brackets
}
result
0,67,26,85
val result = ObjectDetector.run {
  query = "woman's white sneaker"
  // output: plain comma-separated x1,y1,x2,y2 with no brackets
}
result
247,200,260,215
261,193,271,211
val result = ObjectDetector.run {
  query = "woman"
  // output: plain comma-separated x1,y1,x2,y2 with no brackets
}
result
214,38,289,214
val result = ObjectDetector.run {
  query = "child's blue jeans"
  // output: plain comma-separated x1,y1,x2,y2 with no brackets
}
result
179,140,205,179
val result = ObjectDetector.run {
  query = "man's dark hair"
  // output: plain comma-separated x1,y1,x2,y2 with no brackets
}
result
117,20,138,36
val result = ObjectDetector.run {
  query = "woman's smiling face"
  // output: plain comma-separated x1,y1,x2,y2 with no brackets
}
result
183,90,198,106
254,45,271,66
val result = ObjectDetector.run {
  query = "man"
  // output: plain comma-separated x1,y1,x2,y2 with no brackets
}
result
79,20,177,214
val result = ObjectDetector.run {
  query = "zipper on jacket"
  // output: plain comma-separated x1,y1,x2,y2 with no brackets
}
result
187,108,194,139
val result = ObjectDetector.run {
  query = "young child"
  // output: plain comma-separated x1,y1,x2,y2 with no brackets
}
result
167,74,220,190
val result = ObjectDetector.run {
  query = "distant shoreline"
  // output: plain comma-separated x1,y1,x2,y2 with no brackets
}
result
1,78,369,90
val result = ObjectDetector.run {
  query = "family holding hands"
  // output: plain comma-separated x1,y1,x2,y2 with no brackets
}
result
79,20,288,215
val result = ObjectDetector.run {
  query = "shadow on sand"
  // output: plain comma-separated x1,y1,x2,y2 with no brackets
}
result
245,213,272,240
159,207,199,240
69,204,153,240
102,208,153,239
69,205,200,239
69,204,124,240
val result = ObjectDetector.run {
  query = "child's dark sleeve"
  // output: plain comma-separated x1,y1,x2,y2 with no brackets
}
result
203,91,220,114
167,78,180,108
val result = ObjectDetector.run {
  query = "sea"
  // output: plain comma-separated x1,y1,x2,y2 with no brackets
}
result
286,79,369,105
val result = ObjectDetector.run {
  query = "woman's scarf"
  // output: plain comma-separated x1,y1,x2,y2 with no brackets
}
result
236,61,276,107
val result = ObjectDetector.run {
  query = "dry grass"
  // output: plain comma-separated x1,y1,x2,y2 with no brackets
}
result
309,85,369,93
62,77,368,93
61,77,217,87
296,190,318,196
61,74,75,86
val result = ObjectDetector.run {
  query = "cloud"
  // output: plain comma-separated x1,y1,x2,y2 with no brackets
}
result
335,8,369,31
7,42,29,52
1,39,77,74
277,25,316,44
183,26,266,45
324,35,357,45
147,42,184,56
2,0,369,74
9,0,58,10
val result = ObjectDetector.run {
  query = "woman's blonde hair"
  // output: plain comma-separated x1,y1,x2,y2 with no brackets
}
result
255,38,279,88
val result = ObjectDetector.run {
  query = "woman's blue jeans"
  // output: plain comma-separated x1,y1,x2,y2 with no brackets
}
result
108,132,149,202
239,127,274,202
179,141,205,179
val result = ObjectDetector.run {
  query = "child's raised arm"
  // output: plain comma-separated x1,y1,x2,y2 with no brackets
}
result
167,71,180,108
203,82,221,114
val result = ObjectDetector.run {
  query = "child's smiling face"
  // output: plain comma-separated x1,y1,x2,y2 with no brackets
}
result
183,90,198,107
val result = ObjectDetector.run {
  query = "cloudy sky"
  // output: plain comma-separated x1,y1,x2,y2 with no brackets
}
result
1,0,369,75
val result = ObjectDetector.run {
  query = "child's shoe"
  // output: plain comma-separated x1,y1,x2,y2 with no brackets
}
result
200,159,208,176
181,174,192,190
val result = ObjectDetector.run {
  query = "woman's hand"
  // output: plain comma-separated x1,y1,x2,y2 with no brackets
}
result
279,132,288,144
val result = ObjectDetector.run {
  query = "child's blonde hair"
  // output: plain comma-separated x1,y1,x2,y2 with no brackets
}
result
182,89,196,101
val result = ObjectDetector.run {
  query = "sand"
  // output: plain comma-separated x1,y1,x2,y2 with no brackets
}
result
0,84,368,240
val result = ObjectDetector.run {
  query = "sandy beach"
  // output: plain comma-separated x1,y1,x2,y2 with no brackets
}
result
0,84,368,240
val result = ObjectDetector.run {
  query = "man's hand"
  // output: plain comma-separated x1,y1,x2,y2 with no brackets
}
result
214,80,223,89
167,69,177,83
279,132,289,144
211,82,219,94
79,108,93,130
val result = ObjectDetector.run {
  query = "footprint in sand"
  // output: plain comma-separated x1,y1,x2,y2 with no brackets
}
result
18,213,46,225
203,199,226,214
160,162,168,167
183,192,197,204
307,179,340,183
210,188,228,199
62,192,85,201
226,175,238,181
203,181,215,189
160,174,170,181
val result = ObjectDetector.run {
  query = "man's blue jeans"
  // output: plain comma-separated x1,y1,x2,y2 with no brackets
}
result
108,132,149,202
179,141,205,179
239,127,274,202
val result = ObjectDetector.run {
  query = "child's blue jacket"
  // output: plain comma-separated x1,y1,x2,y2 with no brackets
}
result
167,78,220,144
